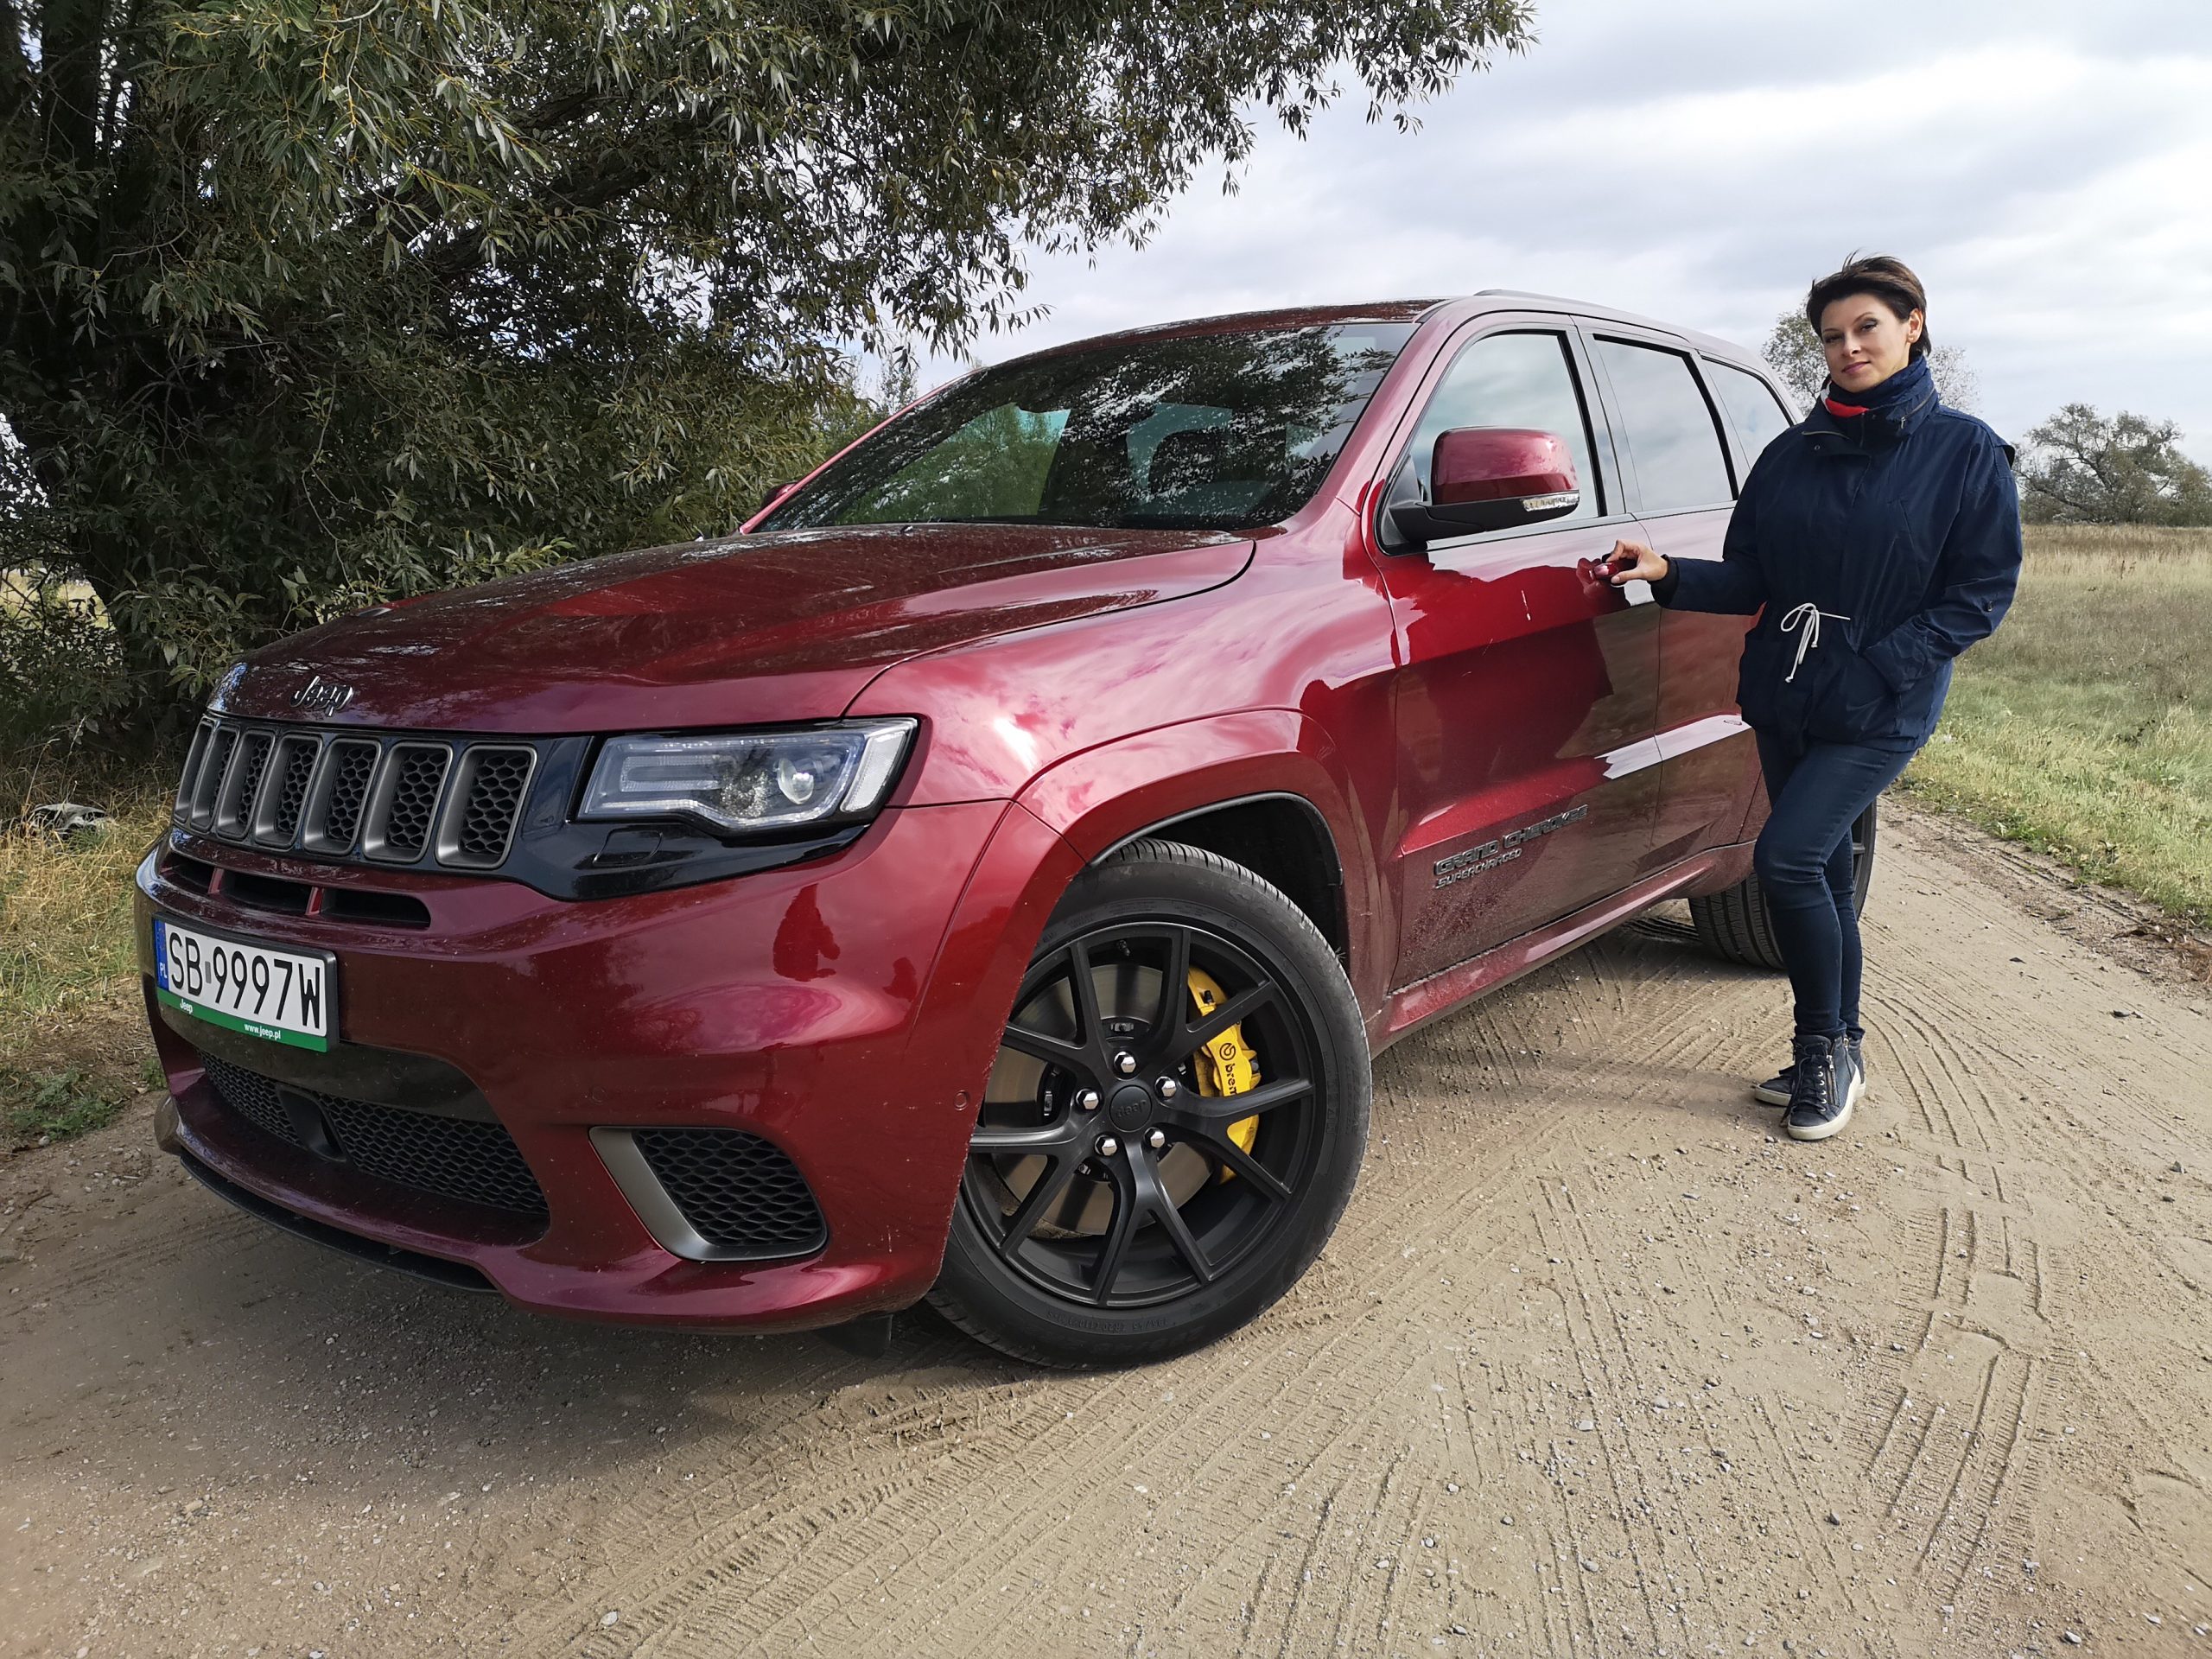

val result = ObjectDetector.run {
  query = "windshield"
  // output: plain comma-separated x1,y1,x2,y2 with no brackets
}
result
761,322,1416,533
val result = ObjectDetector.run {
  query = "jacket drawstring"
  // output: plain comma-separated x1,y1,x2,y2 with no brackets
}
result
1779,602,1851,683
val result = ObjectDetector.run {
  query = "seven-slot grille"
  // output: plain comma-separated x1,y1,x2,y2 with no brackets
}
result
175,718,537,872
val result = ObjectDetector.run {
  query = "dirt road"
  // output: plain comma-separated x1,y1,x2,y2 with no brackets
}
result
4,807,2209,1658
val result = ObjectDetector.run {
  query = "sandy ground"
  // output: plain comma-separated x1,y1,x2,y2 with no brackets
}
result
3,804,2209,1659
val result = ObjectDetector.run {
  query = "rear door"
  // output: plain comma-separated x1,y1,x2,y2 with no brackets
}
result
1367,319,1663,989
1581,329,1763,868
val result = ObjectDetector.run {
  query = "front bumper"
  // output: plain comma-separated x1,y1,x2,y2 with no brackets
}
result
137,798,1080,1330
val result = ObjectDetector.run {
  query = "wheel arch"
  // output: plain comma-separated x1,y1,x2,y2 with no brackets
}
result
1010,710,1387,1009
1096,792,1347,962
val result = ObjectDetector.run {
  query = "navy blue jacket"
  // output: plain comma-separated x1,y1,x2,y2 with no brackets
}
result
1656,358,2022,747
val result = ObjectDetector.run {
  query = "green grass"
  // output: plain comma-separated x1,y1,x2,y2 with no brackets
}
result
1901,524,2212,925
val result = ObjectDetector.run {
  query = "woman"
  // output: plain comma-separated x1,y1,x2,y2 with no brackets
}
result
1608,255,2021,1142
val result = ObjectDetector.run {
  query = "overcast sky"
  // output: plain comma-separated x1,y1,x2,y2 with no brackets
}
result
918,0,2212,458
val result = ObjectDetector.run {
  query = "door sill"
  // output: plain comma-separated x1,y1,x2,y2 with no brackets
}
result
1372,842,1752,1053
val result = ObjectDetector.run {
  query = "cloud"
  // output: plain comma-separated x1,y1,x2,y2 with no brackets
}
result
919,0,2212,457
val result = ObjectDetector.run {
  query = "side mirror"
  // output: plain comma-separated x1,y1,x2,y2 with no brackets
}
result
757,479,798,515
1387,428,1581,547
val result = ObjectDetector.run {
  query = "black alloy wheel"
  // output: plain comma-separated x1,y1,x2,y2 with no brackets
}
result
930,838,1369,1367
1688,800,1881,971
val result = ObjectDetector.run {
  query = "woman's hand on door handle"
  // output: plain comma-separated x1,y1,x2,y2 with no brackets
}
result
1605,540,1669,587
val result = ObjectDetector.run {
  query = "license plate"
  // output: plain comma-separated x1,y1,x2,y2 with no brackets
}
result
153,918,335,1052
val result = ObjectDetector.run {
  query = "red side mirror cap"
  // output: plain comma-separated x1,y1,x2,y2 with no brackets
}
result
1432,428,1578,509
1389,428,1581,546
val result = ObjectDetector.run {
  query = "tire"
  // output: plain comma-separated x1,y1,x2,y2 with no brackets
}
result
1688,800,1881,971
929,837,1370,1368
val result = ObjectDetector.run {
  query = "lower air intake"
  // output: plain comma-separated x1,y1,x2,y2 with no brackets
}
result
632,1128,827,1256
196,1052,547,1219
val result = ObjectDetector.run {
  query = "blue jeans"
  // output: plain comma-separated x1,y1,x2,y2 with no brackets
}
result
1752,729,1918,1040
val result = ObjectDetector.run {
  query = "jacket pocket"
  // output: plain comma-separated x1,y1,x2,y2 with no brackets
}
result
1733,631,1789,728
1809,648,1898,741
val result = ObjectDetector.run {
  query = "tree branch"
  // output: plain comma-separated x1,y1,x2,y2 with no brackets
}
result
0,0,31,88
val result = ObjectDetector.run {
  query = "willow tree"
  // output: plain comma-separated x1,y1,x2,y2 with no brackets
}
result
0,0,1534,734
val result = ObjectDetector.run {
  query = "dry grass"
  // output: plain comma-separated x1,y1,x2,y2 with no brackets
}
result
1902,524,2212,925
0,759,169,1146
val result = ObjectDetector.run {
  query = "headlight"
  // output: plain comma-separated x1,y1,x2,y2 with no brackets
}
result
579,720,917,836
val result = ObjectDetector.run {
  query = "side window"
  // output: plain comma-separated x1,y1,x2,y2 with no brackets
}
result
1398,331,1602,527
1708,361,1795,462
1591,339,1733,514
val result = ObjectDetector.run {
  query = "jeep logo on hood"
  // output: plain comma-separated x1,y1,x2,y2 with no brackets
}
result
291,675,355,717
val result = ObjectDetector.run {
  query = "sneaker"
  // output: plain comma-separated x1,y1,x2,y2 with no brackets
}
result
1751,1063,1795,1107
1754,1039,1863,1108
1784,1034,1865,1141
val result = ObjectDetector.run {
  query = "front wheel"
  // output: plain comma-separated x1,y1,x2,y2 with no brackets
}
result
1688,801,1880,971
929,838,1370,1368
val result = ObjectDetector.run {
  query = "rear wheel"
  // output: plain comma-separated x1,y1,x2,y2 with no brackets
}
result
1688,801,1880,971
930,838,1369,1368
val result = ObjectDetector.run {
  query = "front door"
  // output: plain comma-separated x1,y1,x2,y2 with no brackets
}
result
1585,334,1784,868
1369,324,1662,989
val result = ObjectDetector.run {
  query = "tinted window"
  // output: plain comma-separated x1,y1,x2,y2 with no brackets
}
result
1709,360,1795,462
1397,331,1601,527
1592,339,1733,513
763,323,1414,531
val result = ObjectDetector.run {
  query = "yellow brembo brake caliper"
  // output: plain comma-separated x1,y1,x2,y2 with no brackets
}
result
1185,968,1260,1180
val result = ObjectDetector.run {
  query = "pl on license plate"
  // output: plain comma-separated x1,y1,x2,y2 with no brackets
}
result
154,918,334,1052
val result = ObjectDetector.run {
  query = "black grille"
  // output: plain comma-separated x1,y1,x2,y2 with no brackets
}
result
175,721,214,812
309,739,379,853
196,1052,547,1218
189,726,238,829
216,730,274,838
446,748,534,867
318,1097,546,1217
174,720,539,874
633,1128,826,1255
258,735,321,844
369,745,450,861
199,1053,304,1147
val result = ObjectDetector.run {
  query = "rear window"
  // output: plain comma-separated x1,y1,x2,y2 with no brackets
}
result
762,324,1416,533
1592,338,1734,514
1708,360,1796,461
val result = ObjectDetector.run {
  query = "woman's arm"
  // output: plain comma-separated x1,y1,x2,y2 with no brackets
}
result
1862,440,2023,691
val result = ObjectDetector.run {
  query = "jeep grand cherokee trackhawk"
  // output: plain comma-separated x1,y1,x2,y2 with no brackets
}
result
137,293,1876,1366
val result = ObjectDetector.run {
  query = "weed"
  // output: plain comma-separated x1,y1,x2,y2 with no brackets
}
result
2,1065,129,1142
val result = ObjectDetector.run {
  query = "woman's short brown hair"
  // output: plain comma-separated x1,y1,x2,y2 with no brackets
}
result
1806,254,1929,359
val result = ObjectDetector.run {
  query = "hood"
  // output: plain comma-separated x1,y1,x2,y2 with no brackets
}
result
220,524,1251,733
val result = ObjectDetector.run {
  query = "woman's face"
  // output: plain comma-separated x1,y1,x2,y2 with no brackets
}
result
1819,293,1923,394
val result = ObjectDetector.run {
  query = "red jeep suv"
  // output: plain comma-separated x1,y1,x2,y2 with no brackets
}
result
137,292,1869,1366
